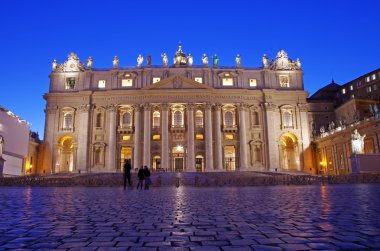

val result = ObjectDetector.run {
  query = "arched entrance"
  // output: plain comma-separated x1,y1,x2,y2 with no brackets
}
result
280,133,299,171
58,136,75,173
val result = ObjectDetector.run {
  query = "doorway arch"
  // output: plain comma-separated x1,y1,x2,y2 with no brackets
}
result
58,135,75,173
280,133,299,171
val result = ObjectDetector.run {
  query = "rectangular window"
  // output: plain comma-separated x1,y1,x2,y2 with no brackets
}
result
351,94,355,99
195,77,203,83
350,85,353,91
357,81,362,87
122,135,131,141
98,80,106,88
342,88,346,94
374,84,377,91
249,78,257,87
65,77,76,90
279,75,290,87
153,134,161,140
371,74,376,80
121,79,133,87
225,134,234,140
153,77,161,84
195,134,204,140
367,86,372,93
366,76,370,82
222,78,234,86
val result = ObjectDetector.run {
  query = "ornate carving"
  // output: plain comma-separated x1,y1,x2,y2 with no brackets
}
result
78,104,91,112
213,103,222,111
173,76,182,88
54,52,85,73
106,104,117,112
238,103,249,111
187,103,195,111
143,103,151,111
298,103,308,112
204,103,213,110
263,102,277,111
270,50,301,70
161,103,169,111
351,129,366,154
132,104,141,112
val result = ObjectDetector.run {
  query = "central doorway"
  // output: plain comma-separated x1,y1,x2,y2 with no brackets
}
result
224,145,236,171
280,133,299,170
172,145,184,172
120,147,132,172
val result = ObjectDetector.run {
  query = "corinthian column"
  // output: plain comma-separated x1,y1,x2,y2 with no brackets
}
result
205,103,214,170
143,103,151,167
214,104,223,170
161,103,169,172
107,104,117,171
76,104,91,173
187,104,195,171
239,103,248,170
133,105,141,170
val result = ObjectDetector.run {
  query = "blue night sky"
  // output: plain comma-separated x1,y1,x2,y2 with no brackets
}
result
1,0,379,138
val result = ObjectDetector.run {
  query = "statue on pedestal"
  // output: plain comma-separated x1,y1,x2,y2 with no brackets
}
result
236,54,241,68
202,53,208,67
262,54,269,68
87,56,93,69
187,53,193,66
137,54,143,68
0,135,4,157
212,54,219,68
351,129,366,154
296,58,301,69
161,53,168,67
147,55,152,67
113,56,119,69
52,59,57,71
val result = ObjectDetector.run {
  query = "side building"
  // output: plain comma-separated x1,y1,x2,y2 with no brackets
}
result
308,68,380,175
41,46,313,174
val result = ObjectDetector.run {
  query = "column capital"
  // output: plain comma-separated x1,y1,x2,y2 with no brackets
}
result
45,106,58,114
143,103,151,111
132,104,142,111
187,103,196,111
106,104,117,112
213,103,222,111
262,102,277,111
238,103,249,111
161,103,169,111
204,103,213,110
77,104,91,112
298,103,309,112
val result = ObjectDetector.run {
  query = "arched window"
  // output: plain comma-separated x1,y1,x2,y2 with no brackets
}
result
63,113,73,129
283,111,293,127
153,111,160,128
195,110,204,128
96,113,102,128
173,110,183,127
225,111,234,127
122,112,132,126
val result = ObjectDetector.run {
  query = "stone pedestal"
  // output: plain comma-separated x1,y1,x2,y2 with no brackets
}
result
350,154,380,174
0,157,5,177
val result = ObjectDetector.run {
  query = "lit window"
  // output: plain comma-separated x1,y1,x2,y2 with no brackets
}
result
121,79,133,87
222,78,234,86
351,94,355,99
249,79,257,87
122,112,132,126
195,134,204,140
153,134,161,140
225,134,234,140
350,85,353,91
279,75,290,87
153,111,160,128
98,80,106,88
366,76,370,82
283,111,293,128
195,77,203,83
225,111,234,127
195,110,203,127
173,110,183,126
367,86,372,93
371,74,376,80
122,135,131,141
342,88,346,94
153,77,161,83
63,113,73,129
65,77,76,90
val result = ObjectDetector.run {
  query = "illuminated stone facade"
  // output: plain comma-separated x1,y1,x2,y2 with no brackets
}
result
41,46,313,174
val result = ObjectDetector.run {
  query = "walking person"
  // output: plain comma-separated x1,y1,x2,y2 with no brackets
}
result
123,159,132,190
137,166,145,190
143,166,151,190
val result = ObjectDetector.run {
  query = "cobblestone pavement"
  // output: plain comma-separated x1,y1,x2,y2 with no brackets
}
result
0,185,380,250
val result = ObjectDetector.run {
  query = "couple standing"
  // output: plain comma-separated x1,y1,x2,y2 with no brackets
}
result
123,159,151,190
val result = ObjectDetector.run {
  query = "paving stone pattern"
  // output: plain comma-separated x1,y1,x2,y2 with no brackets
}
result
0,184,379,250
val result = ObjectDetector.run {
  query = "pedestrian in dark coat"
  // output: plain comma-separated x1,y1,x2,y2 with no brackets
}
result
143,166,151,190
137,166,145,190
123,159,132,190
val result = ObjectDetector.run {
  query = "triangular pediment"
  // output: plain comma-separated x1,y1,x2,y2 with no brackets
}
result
143,74,213,90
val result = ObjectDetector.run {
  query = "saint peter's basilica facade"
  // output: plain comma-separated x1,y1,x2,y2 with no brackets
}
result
41,45,313,174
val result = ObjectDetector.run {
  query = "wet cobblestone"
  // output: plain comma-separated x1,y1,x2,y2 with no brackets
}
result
0,184,379,250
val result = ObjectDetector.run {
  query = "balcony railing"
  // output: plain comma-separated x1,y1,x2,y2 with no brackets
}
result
170,125,185,132
117,125,134,133
222,125,238,132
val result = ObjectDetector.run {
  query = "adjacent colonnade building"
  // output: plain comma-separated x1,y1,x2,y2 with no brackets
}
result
42,45,313,174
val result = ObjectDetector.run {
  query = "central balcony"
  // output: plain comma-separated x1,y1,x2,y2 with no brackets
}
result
222,125,238,133
170,125,186,133
117,125,134,134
